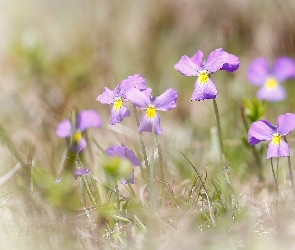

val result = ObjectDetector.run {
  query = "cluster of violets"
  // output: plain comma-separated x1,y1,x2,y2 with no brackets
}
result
56,47,295,184
247,57,295,158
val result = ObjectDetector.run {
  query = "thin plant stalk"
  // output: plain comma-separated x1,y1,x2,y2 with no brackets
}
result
240,107,264,181
212,99,225,163
180,152,215,227
212,99,231,213
276,157,279,185
156,136,166,206
133,105,149,177
82,175,97,207
270,157,279,202
149,122,156,211
115,181,120,213
284,136,295,200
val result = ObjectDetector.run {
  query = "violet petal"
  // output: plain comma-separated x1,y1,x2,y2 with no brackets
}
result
76,110,101,132
191,77,218,101
153,88,178,111
248,120,275,142
56,119,72,138
272,56,295,83
277,113,295,136
247,58,269,86
174,55,201,76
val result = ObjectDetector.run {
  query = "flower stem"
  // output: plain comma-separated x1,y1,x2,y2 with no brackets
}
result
270,157,279,202
82,175,97,207
156,136,166,206
133,105,150,178
115,181,120,212
240,106,264,181
212,99,232,213
284,136,295,201
212,99,225,162
149,122,156,211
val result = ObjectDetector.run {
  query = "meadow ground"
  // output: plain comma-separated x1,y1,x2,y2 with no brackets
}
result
1,0,295,249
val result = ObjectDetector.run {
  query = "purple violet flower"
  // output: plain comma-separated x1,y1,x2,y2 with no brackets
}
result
56,110,101,152
96,74,146,125
248,113,295,159
126,88,177,135
247,57,295,102
105,145,140,184
174,48,240,101
74,168,90,178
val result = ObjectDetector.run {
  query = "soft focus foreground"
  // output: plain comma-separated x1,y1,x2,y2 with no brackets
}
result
1,0,295,249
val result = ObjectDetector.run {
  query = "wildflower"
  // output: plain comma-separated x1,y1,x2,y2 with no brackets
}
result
105,145,140,184
126,88,177,135
248,113,295,159
174,48,239,101
247,57,295,101
74,168,90,178
96,74,146,125
56,110,101,152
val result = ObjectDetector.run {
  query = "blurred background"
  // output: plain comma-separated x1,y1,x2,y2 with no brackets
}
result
1,0,295,249
1,0,294,177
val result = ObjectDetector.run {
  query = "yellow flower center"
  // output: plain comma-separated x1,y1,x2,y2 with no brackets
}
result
128,166,133,172
72,131,82,143
264,77,278,89
146,105,156,118
113,97,123,111
198,70,209,84
272,133,281,145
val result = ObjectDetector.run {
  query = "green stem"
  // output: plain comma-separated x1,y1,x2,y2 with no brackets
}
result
115,181,120,213
212,99,225,162
212,99,231,213
240,107,264,181
82,175,97,207
270,158,279,202
156,136,165,206
150,122,156,211
284,136,295,201
133,105,149,178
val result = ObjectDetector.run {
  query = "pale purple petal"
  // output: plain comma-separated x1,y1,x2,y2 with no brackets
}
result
272,57,295,82
76,110,101,131
121,169,134,184
247,58,269,86
191,77,218,101
138,113,162,135
74,168,90,178
76,137,87,152
142,88,152,98
105,145,140,166
105,145,126,158
248,120,275,142
125,148,140,166
109,105,130,125
56,119,72,138
126,88,151,109
174,55,201,76
153,88,177,111
277,113,295,136
118,74,147,98
204,48,231,73
190,50,204,66
266,140,289,159
220,53,240,72
256,84,286,102
96,87,114,104
248,134,261,146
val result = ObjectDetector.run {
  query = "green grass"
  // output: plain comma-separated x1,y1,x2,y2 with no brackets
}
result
2,0,295,249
